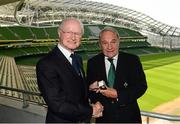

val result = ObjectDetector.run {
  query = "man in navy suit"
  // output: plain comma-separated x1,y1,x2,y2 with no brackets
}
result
87,26,147,123
36,18,103,123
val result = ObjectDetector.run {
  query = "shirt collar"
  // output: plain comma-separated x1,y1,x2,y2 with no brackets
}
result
57,43,72,59
105,54,118,61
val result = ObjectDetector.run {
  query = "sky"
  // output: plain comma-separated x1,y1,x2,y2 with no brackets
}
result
90,0,180,28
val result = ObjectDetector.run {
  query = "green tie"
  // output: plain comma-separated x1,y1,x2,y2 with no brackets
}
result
107,58,115,88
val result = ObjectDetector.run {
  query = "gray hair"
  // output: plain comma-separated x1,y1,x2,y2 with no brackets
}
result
99,26,120,39
58,17,84,35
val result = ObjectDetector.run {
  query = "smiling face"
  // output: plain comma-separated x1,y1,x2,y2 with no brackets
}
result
58,18,83,52
99,30,120,58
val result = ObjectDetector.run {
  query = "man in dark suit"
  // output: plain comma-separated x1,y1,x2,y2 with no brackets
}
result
87,26,147,123
36,18,103,123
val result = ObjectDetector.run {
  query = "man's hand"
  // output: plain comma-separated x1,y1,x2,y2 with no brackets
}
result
89,80,107,92
92,101,104,118
99,87,118,98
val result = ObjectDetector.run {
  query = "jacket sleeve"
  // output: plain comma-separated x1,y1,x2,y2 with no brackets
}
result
86,59,99,104
36,60,92,122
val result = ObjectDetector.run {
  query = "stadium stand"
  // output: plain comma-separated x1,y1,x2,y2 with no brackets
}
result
0,24,146,40
0,56,45,105
18,65,45,104
0,56,24,98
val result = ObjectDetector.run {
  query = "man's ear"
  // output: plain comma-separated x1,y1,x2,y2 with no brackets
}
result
98,42,102,49
58,30,62,38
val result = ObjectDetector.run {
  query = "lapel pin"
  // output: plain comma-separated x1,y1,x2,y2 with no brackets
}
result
124,82,128,88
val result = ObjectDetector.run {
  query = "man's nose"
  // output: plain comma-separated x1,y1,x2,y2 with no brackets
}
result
107,43,112,49
71,33,76,40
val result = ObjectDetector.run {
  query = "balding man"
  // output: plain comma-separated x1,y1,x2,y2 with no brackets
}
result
36,18,103,123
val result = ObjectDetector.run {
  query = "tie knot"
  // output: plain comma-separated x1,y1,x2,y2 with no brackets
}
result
108,58,113,63
70,53,75,58
70,54,78,61
70,53,78,65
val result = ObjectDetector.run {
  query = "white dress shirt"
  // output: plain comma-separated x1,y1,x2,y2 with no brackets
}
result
57,44,73,64
104,54,118,78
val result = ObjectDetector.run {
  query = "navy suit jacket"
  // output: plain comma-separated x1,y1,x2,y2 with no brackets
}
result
87,52,147,123
36,46,92,123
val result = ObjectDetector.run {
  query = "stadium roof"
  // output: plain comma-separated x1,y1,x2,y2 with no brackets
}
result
0,0,20,6
0,0,180,37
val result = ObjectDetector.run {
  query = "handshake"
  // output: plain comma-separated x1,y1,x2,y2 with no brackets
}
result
89,80,118,118
90,81,106,118
92,101,104,118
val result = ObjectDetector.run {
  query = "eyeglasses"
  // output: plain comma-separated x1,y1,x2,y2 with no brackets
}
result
61,29,82,37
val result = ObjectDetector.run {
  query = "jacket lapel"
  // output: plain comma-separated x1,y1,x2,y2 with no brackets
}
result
52,47,87,97
53,47,82,80
99,53,108,86
114,52,127,88
74,54,88,97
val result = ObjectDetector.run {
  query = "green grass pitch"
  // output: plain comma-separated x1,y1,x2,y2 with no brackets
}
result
138,53,180,111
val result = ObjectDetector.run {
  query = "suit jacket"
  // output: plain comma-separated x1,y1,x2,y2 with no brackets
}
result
36,46,92,123
87,52,147,123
